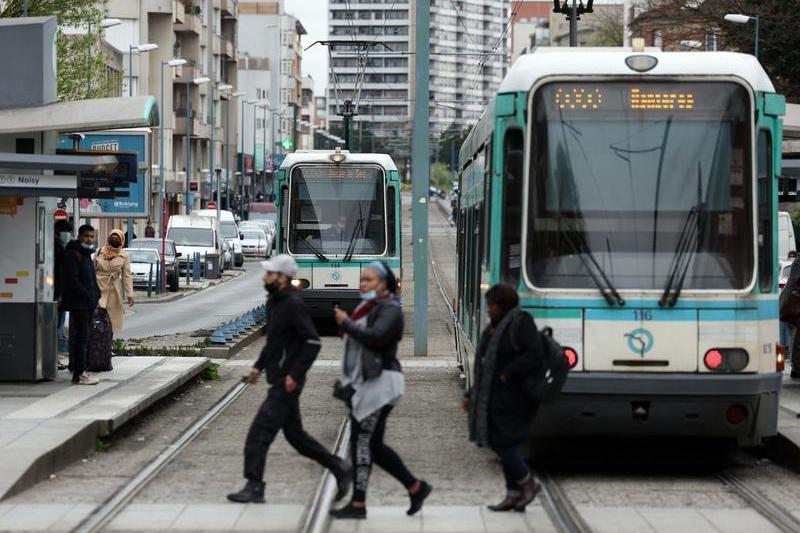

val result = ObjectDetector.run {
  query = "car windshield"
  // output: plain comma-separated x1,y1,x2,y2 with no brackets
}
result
526,81,753,290
221,222,239,239
130,240,175,255
242,231,264,240
128,250,159,264
168,227,214,247
288,164,386,256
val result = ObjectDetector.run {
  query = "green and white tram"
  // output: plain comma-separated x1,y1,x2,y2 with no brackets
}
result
456,48,787,446
274,150,402,318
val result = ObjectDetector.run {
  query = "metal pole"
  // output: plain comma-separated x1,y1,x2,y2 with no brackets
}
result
23,0,28,16
292,103,298,152
569,0,578,47
159,61,167,292
127,46,135,244
87,22,92,95
225,96,230,210
252,104,257,208
186,80,192,214
211,86,217,218
240,99,246,220
412,0,430,356
754,16,760,59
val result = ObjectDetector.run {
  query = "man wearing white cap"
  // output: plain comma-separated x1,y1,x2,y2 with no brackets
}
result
228,254,352,504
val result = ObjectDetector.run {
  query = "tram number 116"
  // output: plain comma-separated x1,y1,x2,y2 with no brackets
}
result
633,310,653,321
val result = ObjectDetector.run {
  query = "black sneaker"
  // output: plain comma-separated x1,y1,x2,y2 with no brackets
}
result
330,502,367,520
407,480,432,516
332,459,353,502
226,480,265,503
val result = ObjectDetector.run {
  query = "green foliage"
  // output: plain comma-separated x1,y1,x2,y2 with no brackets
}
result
430,162,451,192
201,364,220,381
0,0,119,101
95,438,111,452
588,11,624,47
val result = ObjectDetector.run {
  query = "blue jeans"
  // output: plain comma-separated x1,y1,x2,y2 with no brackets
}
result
491,444,530,492
57,308,69,353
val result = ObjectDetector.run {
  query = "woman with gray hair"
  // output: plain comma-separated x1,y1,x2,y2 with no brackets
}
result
330,261,432,519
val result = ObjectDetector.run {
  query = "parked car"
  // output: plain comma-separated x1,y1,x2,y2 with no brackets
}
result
129,238,181,292
166,213,225,276
240,228,270,258
241,219,276,248
127,248,162,290
195,209,243,267
779,211,797,261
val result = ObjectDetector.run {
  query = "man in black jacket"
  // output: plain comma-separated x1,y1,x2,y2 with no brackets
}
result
228,254,351,504
61,224,101,385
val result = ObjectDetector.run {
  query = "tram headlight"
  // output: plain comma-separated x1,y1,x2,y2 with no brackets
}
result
625,54,658,73
704,348,749,372
290,278,310,289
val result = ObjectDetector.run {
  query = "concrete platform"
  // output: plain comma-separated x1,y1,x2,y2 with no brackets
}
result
0,356,210,501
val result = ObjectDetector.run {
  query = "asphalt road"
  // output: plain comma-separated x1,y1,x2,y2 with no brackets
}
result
119,262,266,340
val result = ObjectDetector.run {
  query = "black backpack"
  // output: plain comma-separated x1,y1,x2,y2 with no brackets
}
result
509,314,568,404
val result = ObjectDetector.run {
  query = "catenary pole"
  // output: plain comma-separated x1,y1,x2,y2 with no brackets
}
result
411,0,430,356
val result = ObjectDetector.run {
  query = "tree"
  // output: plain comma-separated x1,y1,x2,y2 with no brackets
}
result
631,0,800,100
435,124,471,173
588,10,624,46
0,0,119,101
430,162,451,192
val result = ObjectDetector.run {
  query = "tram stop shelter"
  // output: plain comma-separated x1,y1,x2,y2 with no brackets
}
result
0,17,159,382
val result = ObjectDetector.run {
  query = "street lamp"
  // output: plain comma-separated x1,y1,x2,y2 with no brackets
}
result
157,58,187,293
211,83,234,222
724,13,759,58
185,76,210,214
240,99,258,220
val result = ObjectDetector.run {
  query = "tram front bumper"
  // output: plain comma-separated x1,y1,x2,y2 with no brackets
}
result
300,289,361,318
532,372,781,446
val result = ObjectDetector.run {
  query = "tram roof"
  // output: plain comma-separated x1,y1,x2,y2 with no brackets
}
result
279,150,398,171
498,49,775,94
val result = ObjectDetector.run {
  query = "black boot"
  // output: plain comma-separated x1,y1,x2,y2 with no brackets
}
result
330,502,367,519
514,478,542,512
332,458,353,502
487,493,520,512
407,480,432,516
226,480,265,503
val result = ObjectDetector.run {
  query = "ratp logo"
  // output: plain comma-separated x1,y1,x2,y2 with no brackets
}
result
624,328,654,357
331,270,342,282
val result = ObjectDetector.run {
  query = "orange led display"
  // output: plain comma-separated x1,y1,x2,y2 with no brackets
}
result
629,88,694,110
555,87,604,110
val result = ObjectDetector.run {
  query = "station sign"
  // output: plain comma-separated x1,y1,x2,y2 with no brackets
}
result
0,173,76,196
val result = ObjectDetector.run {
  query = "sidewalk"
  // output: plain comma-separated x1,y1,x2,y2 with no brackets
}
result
0,356,210,501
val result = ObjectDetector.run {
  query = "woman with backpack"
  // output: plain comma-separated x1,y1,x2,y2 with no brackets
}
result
329,261,432,520
462,283,544,512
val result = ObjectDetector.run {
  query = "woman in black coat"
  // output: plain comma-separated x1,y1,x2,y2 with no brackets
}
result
462,283,543,512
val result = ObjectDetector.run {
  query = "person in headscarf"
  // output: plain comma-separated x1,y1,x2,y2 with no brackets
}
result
329,261,432,520
94,228,134,334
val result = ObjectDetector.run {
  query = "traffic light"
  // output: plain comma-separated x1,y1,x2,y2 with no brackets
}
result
282,138,293,150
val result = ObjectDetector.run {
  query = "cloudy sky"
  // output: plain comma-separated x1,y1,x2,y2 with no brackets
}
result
287,0,329,95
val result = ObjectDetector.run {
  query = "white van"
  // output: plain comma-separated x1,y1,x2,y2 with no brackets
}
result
778,211,797,261
195,209,243,267
166,213,225,275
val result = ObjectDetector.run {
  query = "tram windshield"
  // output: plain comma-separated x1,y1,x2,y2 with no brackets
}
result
527,81,753,290
288,164,386,257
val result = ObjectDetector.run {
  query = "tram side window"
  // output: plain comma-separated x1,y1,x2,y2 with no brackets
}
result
280,185,288,252
500,128,524,285
482,140,492,268
387,185,396,256
757,129,773,292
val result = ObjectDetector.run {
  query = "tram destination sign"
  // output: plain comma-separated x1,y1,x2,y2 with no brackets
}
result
294,165,380,181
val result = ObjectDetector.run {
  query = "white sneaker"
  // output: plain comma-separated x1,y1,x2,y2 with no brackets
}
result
57,355,69,370
76,373,100,385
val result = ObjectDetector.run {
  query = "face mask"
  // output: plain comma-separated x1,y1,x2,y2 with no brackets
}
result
81,242,96,251
264,281,279,294
360,290,377,301
109,238,121,247
58,232,71,245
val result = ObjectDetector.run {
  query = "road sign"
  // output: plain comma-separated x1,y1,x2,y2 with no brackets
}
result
207,200,216,209
54,209,68,221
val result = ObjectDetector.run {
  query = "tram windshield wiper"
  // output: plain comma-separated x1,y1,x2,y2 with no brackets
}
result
659,164,705,307
562,229,625,306
342,202,366,262
293,232,329,262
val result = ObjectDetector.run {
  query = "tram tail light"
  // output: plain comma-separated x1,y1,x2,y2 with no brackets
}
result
777,344,786,372
726,404,748,425
563,347,578,369
703,348,749,372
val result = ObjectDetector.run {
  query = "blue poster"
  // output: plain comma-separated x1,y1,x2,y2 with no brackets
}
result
58,131,149,217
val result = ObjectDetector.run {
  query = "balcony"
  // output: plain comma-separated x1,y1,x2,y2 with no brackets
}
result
174,114,211,139
175,13,201,34
173,65,198,82
223,38,236,61
173,0,185,23
220,0,236,17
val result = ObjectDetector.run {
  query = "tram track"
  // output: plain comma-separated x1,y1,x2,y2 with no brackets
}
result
718,469,800,533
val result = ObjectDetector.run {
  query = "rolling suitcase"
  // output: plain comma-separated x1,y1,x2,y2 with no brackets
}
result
87,306,114,372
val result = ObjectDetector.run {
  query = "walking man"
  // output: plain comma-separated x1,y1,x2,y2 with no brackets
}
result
228,254,351,504
61,224,101,385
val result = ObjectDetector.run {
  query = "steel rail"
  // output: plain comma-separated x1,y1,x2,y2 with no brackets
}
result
539,471,594,533
71,379,250,533
301,418,352,533
719,470,800,533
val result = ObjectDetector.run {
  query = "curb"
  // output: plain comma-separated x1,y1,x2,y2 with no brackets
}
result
134,269,245,305
202,324,264,359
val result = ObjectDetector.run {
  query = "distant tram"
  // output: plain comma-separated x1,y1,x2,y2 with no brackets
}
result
274,150,402,318
456,48,787,446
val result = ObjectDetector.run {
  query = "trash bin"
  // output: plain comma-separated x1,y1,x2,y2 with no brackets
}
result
204,253,221,279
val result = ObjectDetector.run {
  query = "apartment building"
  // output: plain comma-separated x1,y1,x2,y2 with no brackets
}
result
105,0,240,219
